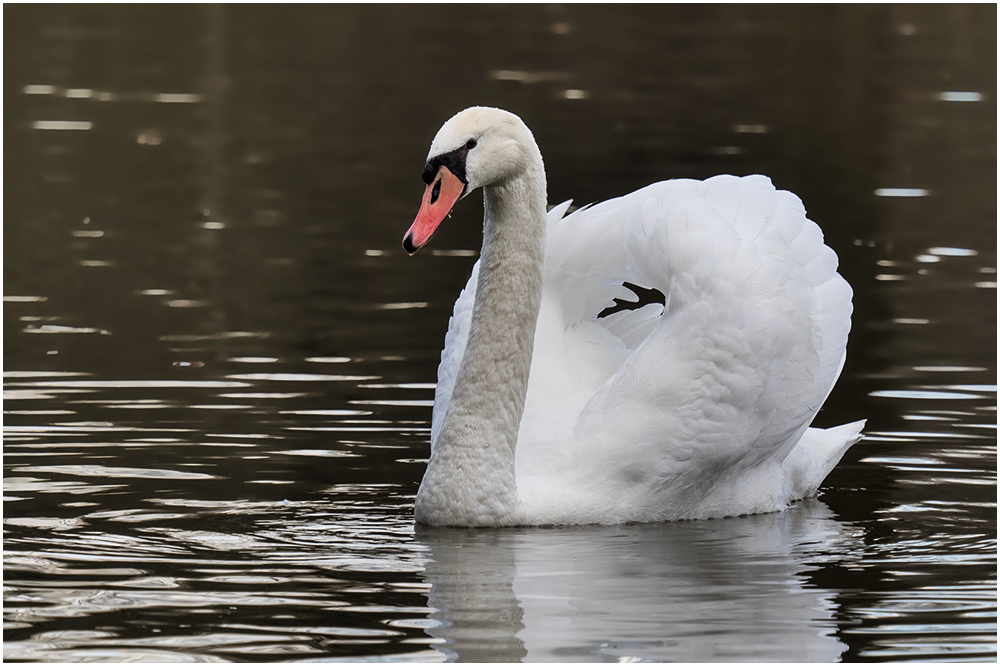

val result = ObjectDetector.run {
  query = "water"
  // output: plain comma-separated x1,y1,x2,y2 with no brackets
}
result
4,5,996,662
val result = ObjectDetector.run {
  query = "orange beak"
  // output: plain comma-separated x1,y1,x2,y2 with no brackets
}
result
402,165,466,255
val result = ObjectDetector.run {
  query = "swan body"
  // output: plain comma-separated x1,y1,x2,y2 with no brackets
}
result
403,107,864,527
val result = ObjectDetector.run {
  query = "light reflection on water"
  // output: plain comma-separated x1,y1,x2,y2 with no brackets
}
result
5,3,997,663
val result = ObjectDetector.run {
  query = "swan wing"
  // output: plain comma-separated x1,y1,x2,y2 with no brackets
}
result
430,261,478,448
517,175,856,522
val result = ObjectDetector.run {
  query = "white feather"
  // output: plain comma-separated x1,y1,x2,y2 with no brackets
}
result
415,108,863,526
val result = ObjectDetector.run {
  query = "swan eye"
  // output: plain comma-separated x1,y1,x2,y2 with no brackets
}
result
465,138,477,150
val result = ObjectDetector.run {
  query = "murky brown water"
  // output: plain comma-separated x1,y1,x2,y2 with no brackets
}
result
4,5,996,662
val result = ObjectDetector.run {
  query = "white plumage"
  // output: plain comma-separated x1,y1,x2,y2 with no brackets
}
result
405,107,863,526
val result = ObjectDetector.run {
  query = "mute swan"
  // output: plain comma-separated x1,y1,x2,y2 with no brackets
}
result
402,107,864,527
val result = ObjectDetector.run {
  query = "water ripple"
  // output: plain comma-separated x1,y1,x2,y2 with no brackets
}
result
15,465,222,480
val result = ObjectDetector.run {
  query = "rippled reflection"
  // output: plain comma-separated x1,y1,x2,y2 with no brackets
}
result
419,500,861,662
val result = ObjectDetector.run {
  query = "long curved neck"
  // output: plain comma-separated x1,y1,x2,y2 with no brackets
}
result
416,155,547,526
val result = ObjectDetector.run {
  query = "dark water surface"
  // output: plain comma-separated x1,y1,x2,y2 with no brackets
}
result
4,5,996,663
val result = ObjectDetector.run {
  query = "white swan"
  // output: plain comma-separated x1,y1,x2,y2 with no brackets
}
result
402,107,864,527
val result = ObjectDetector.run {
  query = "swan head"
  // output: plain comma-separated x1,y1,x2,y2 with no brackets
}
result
403,107,536,254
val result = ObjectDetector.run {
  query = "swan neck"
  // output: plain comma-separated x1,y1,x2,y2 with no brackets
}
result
416,158,547,526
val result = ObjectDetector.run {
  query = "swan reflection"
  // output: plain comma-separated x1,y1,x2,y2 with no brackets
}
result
416,499,860,662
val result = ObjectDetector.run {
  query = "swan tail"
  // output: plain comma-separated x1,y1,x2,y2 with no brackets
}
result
784,420,866,500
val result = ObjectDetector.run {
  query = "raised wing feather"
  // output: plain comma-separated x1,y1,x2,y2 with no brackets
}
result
516,175,854,522
433,176,854,523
